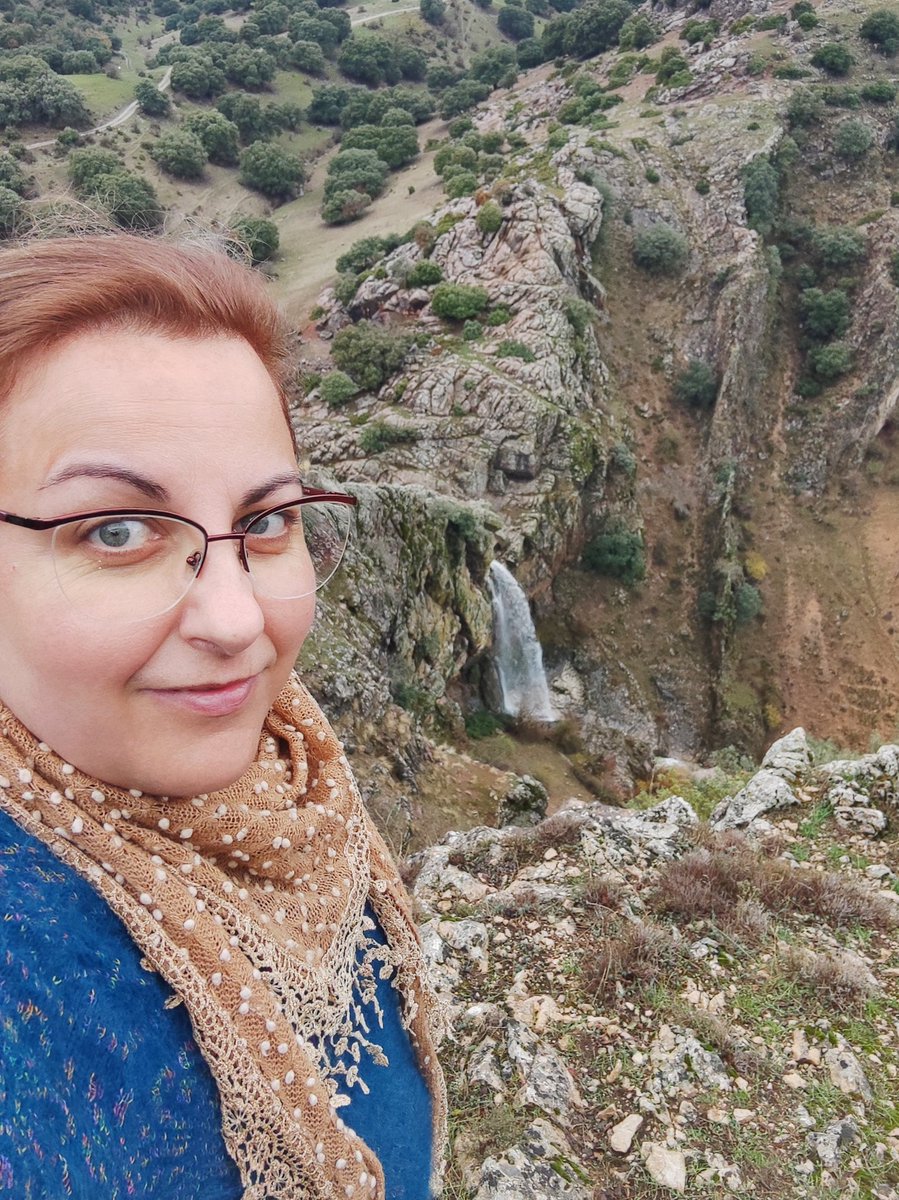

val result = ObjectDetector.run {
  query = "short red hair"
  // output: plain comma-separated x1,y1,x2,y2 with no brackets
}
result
0,232,296,444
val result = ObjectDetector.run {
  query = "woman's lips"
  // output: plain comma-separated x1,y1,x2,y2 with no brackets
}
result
147,676,258,717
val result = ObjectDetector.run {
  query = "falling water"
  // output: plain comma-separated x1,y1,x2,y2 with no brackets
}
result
487,560,559,722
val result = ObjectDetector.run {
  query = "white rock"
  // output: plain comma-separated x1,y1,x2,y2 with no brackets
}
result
642,1142,687,1191
710,770,799,830
824,1046,873,1101
474,1119,592,1200
609,1113,644,1153
761,727,812,781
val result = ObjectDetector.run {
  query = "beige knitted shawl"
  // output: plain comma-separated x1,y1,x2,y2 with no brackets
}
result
0,672,446,1199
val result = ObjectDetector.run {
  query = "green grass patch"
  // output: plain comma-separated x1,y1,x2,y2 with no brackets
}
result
72,72,136,118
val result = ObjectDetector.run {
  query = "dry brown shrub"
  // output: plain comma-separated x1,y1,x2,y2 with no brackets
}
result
780,945,879,1005
581,918,685,1000
650,833,898,936
580,874,625,912
670,1005,774,1079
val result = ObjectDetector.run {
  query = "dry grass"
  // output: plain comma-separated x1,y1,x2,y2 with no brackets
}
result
780,945,881,1005
649,833,898,939
580,917,686,1000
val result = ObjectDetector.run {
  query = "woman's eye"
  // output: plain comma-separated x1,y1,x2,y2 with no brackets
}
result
245,511,289,538
87,518,152,550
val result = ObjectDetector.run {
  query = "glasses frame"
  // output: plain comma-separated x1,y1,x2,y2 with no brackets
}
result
0,485,358,603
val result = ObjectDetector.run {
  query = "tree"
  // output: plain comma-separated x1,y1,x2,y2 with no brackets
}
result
308,83,354,124
331,320,414,390
583,521,645,585
812,225,866,268
742,156,779,234
287,39,326,73
150,129,208,179
618,12,658,49
439,79,490,119
319,371,359,407
341,123,418,169
516,37,545,67
431,282,489,320
498,4,534,39
288,13,340,54
632,224,689,274
69,146,121,192
224,45,276,88
834,118,873,159
469,45,518,88
811,41,852,75
90,170,164,230
337,32,399,86
239,142,305,200
134,79,171,117
673,360,718,409
860,8,899,54
406,259,443,286
322,187,371,223
0,150,27,195
61,50,98,73
799,287,850,339
0,184,24,235
216,91,280,141
809,341,852,379
420,0,445,23
170,56,226,98
565,0,633,58
324,148,388,200
183,109,240,165
232,215,280,263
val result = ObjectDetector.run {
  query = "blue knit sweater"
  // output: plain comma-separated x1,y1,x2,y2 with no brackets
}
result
0,809,432,1199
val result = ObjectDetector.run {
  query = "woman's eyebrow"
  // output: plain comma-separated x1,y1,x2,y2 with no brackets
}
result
40,464,169,502
240,471,304,508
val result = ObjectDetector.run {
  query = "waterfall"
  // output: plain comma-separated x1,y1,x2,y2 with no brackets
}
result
487,560,559,722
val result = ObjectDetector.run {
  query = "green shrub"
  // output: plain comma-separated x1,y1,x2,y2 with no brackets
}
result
756,12,786,29
890,249,899,285
232,216,279,265
334,272,361,307
796,10,819,29
476,201,503,234
444,170,478,198
799,287,850,339
331,321,414,390
822,85,861,108
462,320,482,341
673,359,719,409
465,709,504,738
809,341,852,379
734,582,763,624
319,371,360,408
861,80,897,102
359,421,420,453
336,236,395,275
431,282,489,320
485,306,511,325
860,8,899,55
812,225,866,267
632,223,689,274
811,42,852,75
564,297,596,336
406,259,443,287
834,118,873,159
496,339,536,361
434,211,464,237
645,167,660,183
787,88,824,126
743,156,779,234
583,521,646,585
695,177,711,195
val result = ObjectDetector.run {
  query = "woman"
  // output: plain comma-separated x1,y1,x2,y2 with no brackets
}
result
0,234,445,1199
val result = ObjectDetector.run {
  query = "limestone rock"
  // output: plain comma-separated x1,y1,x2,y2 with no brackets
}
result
824,1045,873,1102
506,1020,583,1124
497,775,549,828
609,1113,644,1153
437,918,490,973
834,805,888,836
710,769,799,831
648,1024,731,1099
473,1119,592,1200
641,1142,687,1192
807,1117,859,1168
761,727,812,782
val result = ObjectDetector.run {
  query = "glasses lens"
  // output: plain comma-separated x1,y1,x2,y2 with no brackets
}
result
244,500,352,599
51,514,204,622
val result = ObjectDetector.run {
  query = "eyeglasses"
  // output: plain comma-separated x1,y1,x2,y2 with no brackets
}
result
0,486,357,624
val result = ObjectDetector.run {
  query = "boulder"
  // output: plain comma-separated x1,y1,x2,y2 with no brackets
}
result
473,1120,592,1200
710,769,799,830
497,775,549,827
761,727,812,782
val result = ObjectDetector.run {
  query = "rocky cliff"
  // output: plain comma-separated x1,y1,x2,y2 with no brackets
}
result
295,0,899,805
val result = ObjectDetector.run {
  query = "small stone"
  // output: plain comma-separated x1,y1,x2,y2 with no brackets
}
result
783,1072,807,1090
610,1114,644,1154
733,1108,755,1124
707,1106,730,1125
824,1046,873,1101
642,1143,687,1192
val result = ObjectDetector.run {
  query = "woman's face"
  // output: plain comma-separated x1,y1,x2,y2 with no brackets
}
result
0,329,315,797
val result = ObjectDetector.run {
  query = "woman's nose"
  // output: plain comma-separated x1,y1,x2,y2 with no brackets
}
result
178,538,265,653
